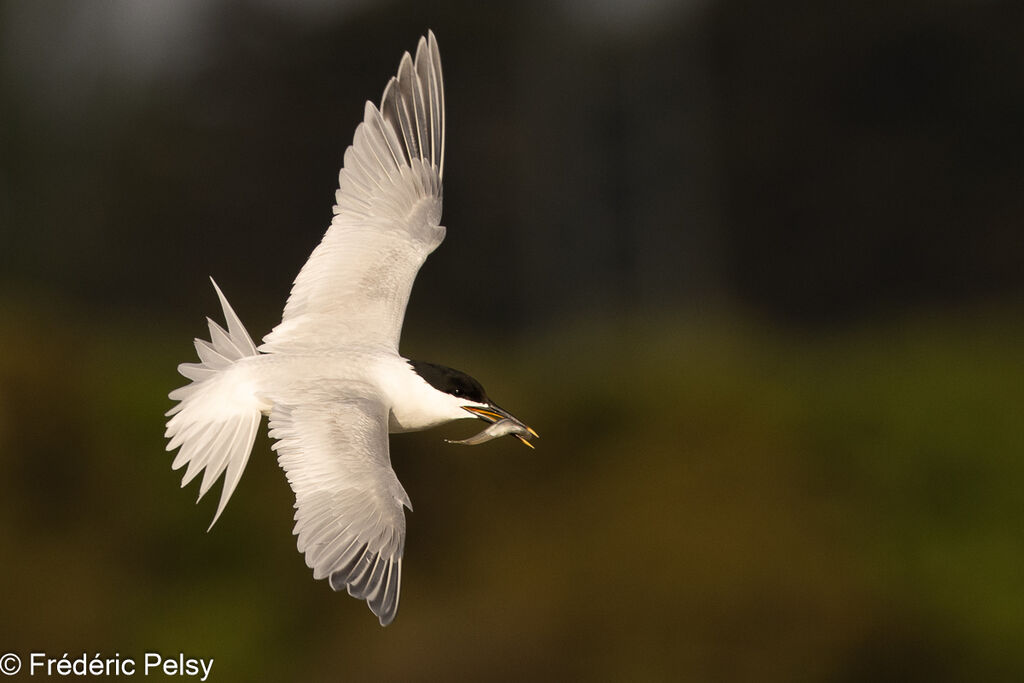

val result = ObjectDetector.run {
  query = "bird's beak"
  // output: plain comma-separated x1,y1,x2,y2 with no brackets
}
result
463,404,539,448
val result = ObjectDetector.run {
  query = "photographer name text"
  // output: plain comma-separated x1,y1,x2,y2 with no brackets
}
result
0,652,212,680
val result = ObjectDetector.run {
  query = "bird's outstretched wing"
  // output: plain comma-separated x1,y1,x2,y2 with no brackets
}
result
261,31,445,354
269,386,412,626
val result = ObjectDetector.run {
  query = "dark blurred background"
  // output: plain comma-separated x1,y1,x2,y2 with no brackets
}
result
2,0,1023,680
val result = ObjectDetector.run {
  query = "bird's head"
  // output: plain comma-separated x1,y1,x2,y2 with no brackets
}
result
409,360,537,447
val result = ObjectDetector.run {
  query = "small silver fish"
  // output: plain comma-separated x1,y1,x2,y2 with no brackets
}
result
446,418,537,448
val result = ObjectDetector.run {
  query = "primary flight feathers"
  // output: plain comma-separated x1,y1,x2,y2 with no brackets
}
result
261,32,446,354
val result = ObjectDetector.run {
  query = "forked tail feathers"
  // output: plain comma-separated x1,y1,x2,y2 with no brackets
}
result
164,278,262,529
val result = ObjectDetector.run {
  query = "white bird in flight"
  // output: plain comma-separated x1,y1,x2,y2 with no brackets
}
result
164,31,536,626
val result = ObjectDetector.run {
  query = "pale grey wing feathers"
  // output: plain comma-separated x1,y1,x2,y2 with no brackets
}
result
381,34,445,178
268,389,411,626
261,32,445,354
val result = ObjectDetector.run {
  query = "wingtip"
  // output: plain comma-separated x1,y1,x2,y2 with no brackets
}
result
373,586,400,627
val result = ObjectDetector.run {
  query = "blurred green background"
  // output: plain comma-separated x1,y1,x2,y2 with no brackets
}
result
2,0,1024,680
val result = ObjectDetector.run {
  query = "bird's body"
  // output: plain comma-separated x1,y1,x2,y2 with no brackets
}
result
164,32,535,627
205,351,472,432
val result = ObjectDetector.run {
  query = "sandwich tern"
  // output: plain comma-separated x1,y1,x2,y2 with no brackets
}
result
164,31,536,626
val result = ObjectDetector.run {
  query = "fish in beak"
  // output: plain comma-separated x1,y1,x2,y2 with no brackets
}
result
448,404,538,448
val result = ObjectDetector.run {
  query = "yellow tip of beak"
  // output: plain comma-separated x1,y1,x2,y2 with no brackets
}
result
516,435,535,449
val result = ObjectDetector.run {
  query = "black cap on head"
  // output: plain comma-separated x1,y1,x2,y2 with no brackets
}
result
409,360,488,403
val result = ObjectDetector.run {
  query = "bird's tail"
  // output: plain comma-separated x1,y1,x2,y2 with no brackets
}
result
164,278,263,530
